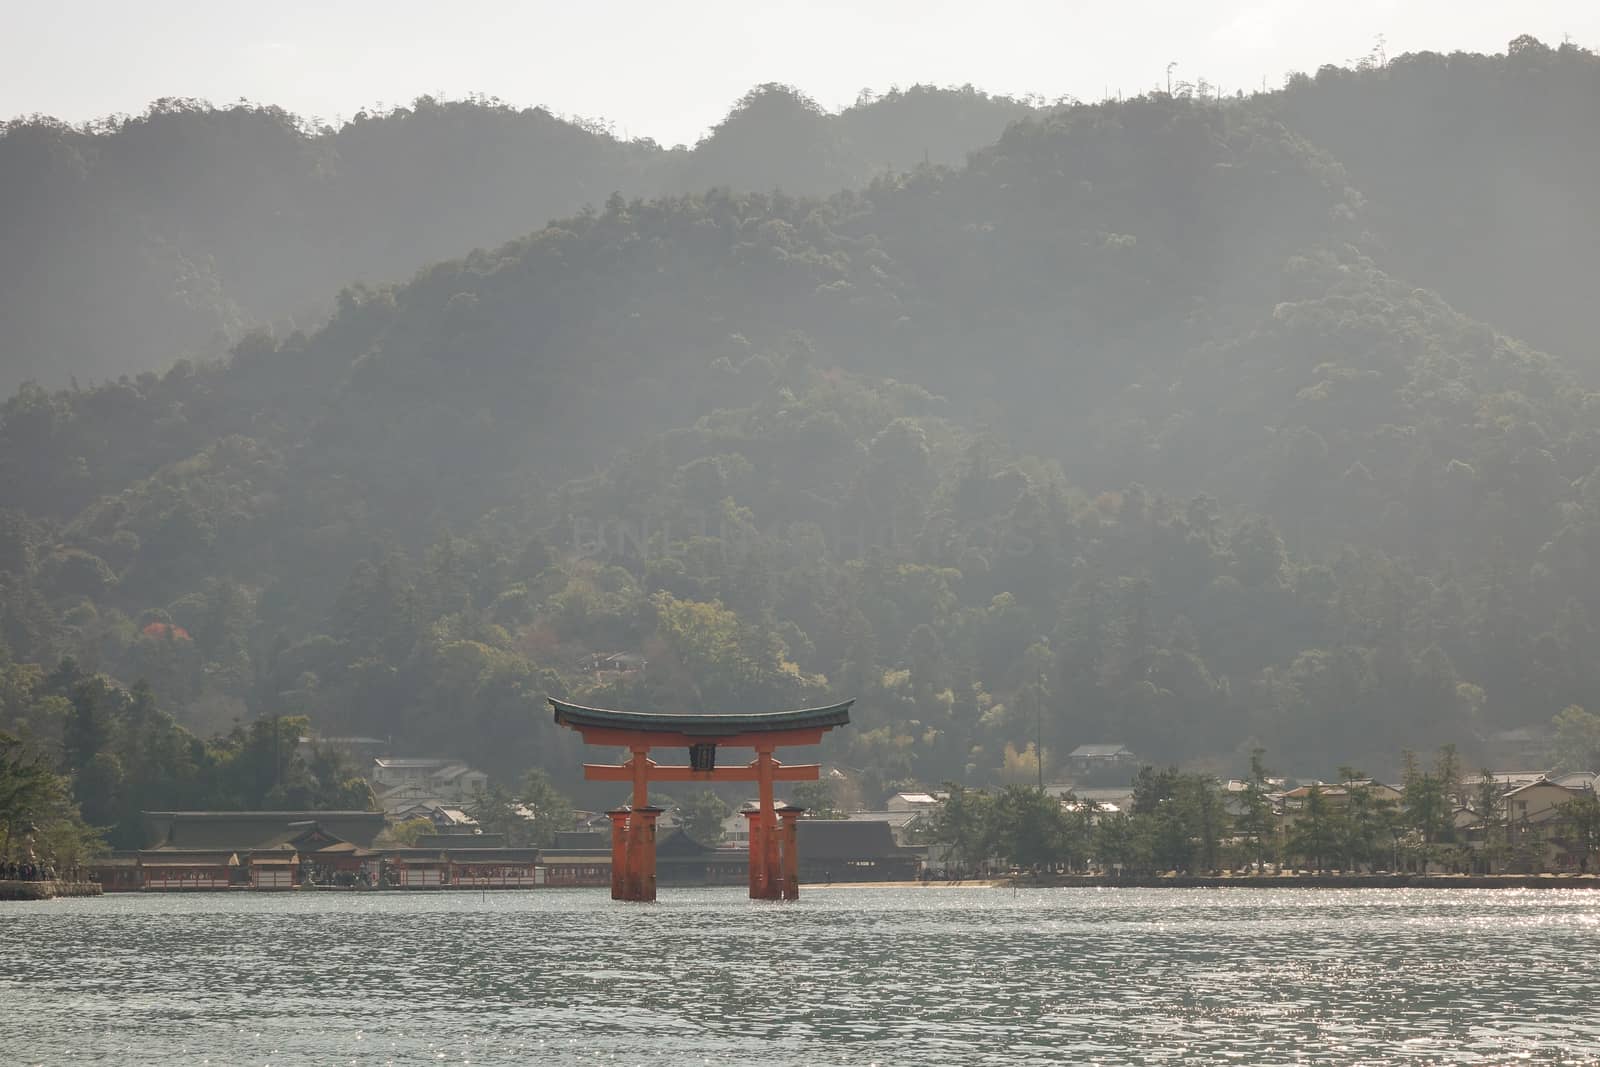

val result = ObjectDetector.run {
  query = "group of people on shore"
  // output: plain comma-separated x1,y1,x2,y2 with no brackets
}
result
302,865,376,889
2,859,57,881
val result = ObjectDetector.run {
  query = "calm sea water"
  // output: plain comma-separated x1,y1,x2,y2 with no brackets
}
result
3,886,1599,1065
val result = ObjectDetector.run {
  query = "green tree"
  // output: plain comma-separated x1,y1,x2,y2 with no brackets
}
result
1093,810,1141,874
1059,795,1094,871
678,790,730,846
518,769,576,849
302,744,379,811
377,816,434,848
791,779,843,818
1432,745,1462,825
651,592,825,712
0,730,101,870
1334,767,1386,873
1401,750,1450,867
1375,793,1407,872
993,785,1067,872
1237,747,1277,872
75,750,125,830
1,731,67,856
1179,774,1227,873
1128,766,1223,873
1131,765,1180,816
1550,706,1600,773
61,677,113,772
930,783,995,876
1472,768,1508,873
1288,785,1339,873
1556,793,1600,873
469,784,537,847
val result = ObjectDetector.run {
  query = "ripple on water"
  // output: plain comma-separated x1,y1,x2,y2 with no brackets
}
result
2,887,1599,1065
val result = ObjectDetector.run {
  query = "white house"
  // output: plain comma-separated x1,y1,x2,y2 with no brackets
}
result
1502,776,1594,870
885,792,939,813
1065,743,1140,782
371,758,489,803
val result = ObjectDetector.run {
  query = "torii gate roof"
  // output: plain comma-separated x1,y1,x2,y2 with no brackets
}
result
549,698,852,743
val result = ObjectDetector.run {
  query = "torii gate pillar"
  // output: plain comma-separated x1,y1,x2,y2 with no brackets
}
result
777,803,804,901
607,807,630,900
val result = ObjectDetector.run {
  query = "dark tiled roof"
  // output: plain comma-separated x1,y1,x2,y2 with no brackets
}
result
442,848,542,862
550,699,852,737
797,819,912,860
1504,777,1577,796
141,811,387,849
657,850,748,867
416,833,507,849
1069,743,1134,757
657,828,716,856
136,850,240,866
137,861,237,870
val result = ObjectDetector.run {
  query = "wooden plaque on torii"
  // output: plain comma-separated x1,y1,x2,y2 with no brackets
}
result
549,698,852,901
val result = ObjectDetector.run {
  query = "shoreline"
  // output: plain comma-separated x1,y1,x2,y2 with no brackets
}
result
1005,873,1600,890
0,880,103,901
808,875,1600,891
805,879,1007,890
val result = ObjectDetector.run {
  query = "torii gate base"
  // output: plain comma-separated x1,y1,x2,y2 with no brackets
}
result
551,699,852,901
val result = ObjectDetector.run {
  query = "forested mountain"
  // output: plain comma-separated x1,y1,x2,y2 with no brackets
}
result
4,39,1600,813
0,85,1032,391
1274,35,1600,366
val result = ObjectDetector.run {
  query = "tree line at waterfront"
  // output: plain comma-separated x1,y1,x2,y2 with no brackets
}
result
927,748,1600,878
1,658,372,863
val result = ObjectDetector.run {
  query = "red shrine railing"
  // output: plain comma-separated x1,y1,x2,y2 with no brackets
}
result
549,699,852,901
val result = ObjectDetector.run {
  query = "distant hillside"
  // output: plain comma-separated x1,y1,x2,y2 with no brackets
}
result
8,44,1600,797
1273,35,1600,365
0,85,1033,391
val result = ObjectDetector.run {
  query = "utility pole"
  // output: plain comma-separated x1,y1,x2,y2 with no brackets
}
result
1036,698,1044,791
1034,662,1046,792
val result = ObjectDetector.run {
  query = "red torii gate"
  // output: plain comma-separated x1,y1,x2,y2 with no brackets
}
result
550,699,852,901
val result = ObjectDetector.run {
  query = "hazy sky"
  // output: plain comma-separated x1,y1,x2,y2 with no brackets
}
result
4,1,1596,145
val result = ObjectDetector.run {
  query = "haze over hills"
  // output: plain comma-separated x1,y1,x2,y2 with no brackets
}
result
5,37,1600,816
0,84,1034,392
1275,34,1600,366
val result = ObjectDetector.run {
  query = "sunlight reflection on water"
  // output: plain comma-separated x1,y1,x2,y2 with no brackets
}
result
3,887,1599,1065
